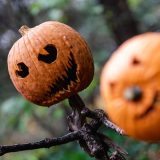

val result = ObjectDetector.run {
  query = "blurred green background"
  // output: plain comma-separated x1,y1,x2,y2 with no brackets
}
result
1,0,160,159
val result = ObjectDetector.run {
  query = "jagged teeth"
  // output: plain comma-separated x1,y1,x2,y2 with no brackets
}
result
48,52,78,98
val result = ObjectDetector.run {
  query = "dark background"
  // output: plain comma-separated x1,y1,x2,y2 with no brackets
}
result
0,0,160,160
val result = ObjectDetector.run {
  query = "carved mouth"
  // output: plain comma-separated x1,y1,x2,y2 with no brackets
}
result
136,91,160,119
48,51,78,96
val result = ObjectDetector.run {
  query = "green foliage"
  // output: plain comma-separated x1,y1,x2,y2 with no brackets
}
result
128,0,160,32
101,128,160,160
29,0,70,21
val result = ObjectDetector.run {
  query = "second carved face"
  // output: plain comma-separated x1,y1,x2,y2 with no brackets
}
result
100,33,160,142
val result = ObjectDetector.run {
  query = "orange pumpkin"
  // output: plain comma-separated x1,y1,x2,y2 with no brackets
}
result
8,21,94,106
100,32,160,142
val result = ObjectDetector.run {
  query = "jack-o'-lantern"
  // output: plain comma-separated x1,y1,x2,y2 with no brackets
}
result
8,21,94,106
100,32,160,142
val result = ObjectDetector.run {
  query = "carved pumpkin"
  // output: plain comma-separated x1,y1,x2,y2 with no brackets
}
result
100,32,160,142
8,21,94,106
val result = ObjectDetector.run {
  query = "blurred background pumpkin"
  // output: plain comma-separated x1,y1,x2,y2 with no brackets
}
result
1,0,160,160
100,32,160,142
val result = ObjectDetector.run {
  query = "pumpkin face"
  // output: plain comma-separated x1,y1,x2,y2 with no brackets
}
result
100,32,160,142
8,21,94,106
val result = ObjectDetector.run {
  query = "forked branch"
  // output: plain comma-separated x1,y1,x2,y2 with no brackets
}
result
0,94,127,160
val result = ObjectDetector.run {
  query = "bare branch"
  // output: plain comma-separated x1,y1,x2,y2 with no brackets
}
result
98,132,127,157
0,131,79,156
81,108,125,135
0,94,127,160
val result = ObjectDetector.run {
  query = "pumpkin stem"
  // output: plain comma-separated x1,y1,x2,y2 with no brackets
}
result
19,25,30,36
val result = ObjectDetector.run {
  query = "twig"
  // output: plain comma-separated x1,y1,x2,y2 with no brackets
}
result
81,108,124,135
0,131,79,156
98,132,128,156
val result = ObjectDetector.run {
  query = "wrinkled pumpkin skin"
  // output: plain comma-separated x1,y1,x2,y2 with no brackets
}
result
8,21,94,106
100,32,160,142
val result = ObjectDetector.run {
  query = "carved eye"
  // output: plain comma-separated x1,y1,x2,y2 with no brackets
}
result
38,44,57,64
16,62,29,78
131,57,141,66
109,82,116,89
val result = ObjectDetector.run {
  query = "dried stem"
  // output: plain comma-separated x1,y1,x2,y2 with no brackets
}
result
19,25,30,36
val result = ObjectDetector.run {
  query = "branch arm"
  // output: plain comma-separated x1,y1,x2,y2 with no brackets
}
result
0,131,79,156
81,108,124,135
